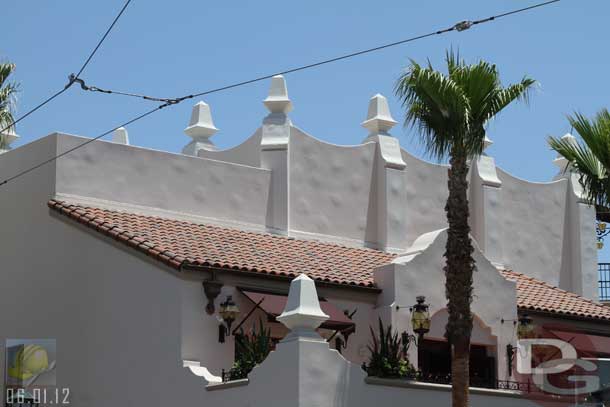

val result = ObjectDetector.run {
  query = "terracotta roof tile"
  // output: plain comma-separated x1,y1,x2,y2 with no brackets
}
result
48,200,610,320
48,200,394,287
501,270,610,321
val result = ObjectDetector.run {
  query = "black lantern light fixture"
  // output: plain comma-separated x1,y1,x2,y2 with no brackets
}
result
597,221,609,250
503,312,536,375
202,278,223,315
410,296,431,340
218,295,240,343
516,313,534,339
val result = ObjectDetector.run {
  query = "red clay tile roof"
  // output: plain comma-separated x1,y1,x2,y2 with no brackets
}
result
48,200,610,320
48,200,394,287
501,270,610,321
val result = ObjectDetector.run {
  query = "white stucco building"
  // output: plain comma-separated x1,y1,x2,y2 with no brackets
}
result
1,75,609,406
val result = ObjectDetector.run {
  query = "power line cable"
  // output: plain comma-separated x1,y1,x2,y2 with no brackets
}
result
0,105,165,187
73,0,133,79
75,0,561,104
0,0,561,188
0,0,133,135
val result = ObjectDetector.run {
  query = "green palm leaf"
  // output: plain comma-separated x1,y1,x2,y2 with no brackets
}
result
0,62,19,149
548,109,610,210
395,50,535,161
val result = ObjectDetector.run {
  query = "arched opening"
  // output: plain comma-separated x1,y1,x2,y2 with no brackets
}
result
418,309,498,387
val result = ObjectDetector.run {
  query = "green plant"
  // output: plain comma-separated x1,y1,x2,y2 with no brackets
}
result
228,319,273,380
548,110,610,217
0,62,19,148
364,318,417,379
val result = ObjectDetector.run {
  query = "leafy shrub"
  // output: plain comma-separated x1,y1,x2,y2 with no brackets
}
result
229,319,273,380
364,318,418,379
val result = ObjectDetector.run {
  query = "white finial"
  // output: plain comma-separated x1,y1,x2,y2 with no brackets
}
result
112,127,129,145
553,133,576,172
0,128,19,153
361,94,397,136
277,274,329,334
183,101,219,155
263,75,292,114
483,135,493,152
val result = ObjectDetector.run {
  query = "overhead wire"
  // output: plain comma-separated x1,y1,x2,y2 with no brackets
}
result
0,0,562,187
0,0,133,134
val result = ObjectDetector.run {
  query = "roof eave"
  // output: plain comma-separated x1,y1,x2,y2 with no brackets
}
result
519,307,610,324
180,263,382,294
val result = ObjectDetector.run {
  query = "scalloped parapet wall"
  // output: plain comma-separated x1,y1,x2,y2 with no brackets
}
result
0,93,597,300
183,122,598,300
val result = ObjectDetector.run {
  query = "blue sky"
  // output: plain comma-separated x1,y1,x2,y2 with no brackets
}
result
4,1,609,259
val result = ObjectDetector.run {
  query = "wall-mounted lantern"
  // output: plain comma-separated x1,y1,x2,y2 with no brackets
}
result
410,296,431,340
218,295,240,343
503,312,536,376
516,313,534,340
597,221,608,249
202,278,223,315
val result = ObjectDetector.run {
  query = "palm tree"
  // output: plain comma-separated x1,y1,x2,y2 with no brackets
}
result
548,110,610,221
0,62,19,150
395,51,535,407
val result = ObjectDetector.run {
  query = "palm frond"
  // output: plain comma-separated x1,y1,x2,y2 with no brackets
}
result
395,59,469,161
568,110,610,169
395,51,536,161
484,77,536,122
0,62,18,138
550,109,610,208
0,63,16,88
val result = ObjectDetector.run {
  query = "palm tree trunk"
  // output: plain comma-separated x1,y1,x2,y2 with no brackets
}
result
445,149,475,407
452,338,471,407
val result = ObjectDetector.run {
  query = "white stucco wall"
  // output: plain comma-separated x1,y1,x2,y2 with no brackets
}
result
0,140,194,405
374,229,518,381
495,168,567,285
54,133,271,229
289,129,377,245
400,149,449,247
203,315,541,407
197,129,263,168
0,129,603,406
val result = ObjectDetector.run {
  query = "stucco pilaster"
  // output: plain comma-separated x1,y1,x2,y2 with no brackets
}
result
260,76,292,233
362,94,408,252
471,154,504,268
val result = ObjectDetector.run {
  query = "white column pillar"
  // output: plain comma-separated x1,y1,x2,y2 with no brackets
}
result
260,75,292,233
361,94,407,251
471,135,504,267
553,134,599,300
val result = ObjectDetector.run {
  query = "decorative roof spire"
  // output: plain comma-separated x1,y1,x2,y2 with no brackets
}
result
263,75,293,114
0,128,19,153
361,94,397,136
483,135,493,152
183,101,219,155
112,127,129,145
553,133,577,172
277,274,329,335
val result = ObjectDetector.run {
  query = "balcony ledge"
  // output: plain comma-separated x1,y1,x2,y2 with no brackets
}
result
364,377,525,399
206,378,249,391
